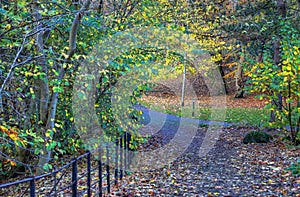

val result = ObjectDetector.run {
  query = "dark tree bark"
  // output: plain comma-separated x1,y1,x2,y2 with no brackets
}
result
218,65,228,95
235,46,244,98
270,0,286,122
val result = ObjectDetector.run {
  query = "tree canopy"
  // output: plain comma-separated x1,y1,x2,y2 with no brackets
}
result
0,0,299,178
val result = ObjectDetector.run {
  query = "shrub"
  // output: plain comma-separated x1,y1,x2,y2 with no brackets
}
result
245,22,300,145
243,131,273,144
286,160,300,177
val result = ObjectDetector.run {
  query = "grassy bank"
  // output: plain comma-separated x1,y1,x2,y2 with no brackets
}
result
138,99,270,127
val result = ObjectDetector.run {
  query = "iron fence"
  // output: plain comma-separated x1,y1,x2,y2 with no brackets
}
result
0,132,133,197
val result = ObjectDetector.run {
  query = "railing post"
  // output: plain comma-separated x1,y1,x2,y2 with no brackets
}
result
127,133,131,169
124,133,127,173
98,148,102,197
72,160,78,197
30,177,35,197
114,139,119,185
87,151,91,197
106,144,110,194
120,135,123,180
192,99,195,117
54,167,57,197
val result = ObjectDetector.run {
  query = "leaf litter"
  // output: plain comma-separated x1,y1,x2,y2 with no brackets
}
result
109,127,300,197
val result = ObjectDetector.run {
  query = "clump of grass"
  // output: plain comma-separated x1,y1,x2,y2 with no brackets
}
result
197,107,269,127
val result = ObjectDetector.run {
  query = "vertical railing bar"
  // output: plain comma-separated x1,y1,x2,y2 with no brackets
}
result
114,139,119,185
87,151,91,197
106,144,110,194
124,133,127,173
98,148,102,197
30,176,35,197
72,159,78,197
120,135,123,180
127,133,131,171
54,167,57,197
192,99,195,117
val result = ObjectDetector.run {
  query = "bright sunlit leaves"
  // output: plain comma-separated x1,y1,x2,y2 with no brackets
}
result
246,23,299,144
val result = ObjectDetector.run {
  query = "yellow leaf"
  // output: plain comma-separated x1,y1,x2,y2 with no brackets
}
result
9,133,18,141
45,131,51,137
5,24,11,30
179,26,185,31
30,87,34,94
268,179,274,183
10,160,17,166
0,125,9,134
19,139,27,147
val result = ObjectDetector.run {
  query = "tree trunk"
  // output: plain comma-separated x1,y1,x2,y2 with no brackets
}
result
270,0,286,122
32,1,51,175
218,65,228,95
270,40,282,122
235,47,244,98
35,0,91,175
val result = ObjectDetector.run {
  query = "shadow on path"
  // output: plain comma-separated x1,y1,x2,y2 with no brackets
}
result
136,104,232,155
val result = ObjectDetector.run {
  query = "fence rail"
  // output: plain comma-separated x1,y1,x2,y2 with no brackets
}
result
0,133,133,197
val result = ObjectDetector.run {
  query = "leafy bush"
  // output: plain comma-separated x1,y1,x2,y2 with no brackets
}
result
286,160,300,177
243,131,273,144
245,22,300,145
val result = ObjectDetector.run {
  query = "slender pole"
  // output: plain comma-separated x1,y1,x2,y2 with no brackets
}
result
87,151,91,197
127,133,131,169
114,140,119,185
54,167,57,197
181,64,186,107
106,145,110,194
192,99,195,117
123,134,127,175
98,148,103,197
120,136,123,180
30,177,35,197
72,160,78,197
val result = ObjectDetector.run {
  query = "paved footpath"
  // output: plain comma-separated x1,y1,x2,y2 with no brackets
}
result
109,106,300,196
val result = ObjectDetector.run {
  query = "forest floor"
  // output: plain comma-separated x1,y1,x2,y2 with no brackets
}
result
140,93,267,109
108,94,300,196
110,127,300,196
1,94,299,196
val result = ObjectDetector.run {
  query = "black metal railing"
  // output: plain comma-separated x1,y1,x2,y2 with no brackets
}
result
0,132,133,197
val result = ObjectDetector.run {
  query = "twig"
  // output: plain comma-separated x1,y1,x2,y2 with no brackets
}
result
0,32,29,95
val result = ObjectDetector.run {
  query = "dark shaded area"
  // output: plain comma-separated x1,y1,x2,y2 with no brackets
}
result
243,131,273,144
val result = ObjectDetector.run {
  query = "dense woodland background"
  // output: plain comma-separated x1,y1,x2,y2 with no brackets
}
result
0,0,299,180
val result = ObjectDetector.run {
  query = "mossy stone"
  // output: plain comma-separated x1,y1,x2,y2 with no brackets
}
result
243,131,273,144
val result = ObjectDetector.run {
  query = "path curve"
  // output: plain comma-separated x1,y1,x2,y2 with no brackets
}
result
109,105,300,196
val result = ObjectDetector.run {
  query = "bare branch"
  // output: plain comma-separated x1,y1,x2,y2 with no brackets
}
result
0,32,29,96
